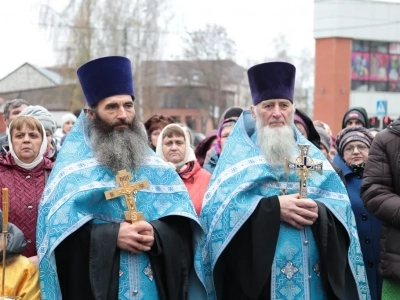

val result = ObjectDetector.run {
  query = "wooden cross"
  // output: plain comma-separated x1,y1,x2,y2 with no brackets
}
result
284,144,323,198
104,169,149,223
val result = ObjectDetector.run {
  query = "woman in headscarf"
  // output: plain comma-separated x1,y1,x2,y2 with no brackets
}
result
19,105,58,161
336,126,382,300
156,124,211,215
0,116,54,263
204,117,238,174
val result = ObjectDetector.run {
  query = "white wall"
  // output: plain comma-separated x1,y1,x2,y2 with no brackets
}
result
314,0,400,42
350,91,399,118
0,64,56,93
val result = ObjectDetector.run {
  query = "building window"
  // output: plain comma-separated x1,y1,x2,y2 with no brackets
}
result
351,40,400,93
352,40,369,52
370,42,388,53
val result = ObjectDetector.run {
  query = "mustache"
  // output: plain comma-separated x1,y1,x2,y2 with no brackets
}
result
112,120,130,127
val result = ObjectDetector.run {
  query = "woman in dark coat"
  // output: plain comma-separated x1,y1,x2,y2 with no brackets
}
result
335,126,382,300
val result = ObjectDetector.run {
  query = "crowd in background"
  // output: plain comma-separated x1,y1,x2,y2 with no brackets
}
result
0,73,398,299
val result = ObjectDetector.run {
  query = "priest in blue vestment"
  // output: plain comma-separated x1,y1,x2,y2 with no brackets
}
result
194,62,370,300
36,56,204,300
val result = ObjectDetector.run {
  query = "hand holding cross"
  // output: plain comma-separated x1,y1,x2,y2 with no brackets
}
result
104,169,149,223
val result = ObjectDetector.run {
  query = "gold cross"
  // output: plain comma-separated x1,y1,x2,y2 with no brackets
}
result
104,169,149,223
284,144,323,198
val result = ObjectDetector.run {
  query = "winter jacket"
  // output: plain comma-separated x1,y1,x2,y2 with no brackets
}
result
335,155,382,299
178,160,211,215
203,154,219,174
0,152,54,257
361,116,400,280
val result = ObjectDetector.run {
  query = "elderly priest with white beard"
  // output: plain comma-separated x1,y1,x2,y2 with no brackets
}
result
194,62,370,300
36,56,204,300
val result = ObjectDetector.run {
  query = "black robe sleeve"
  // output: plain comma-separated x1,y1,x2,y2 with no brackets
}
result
149,216,194,300
55,217,194,300
55,222,120,300
219,197,358,300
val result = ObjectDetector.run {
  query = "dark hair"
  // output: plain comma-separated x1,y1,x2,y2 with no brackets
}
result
144,115,175,137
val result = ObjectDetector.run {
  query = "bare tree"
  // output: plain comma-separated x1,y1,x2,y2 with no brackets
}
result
38,0,171,118
181,24,238,128
266,34,314,115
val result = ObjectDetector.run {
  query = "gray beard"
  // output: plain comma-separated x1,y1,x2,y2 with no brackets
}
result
87,116,148,174
256,118,296,167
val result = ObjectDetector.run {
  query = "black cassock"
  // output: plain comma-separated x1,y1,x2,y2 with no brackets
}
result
55,216,193,300
218,196,359,300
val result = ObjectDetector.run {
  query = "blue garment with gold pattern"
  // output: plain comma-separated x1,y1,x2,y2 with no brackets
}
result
37,113,203,299
194,110,370,300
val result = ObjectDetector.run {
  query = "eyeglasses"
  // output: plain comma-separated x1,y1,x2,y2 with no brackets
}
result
344,144,368,153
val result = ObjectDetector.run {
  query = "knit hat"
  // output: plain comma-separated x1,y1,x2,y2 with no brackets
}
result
336,126,373,157
342,107,368,128
316,127,331,152
61,113,77,127
19,105,57,134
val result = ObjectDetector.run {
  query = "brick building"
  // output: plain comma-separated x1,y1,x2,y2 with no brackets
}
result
314,0,400,134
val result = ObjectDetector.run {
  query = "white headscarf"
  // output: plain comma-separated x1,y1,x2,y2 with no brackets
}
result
7,116,48,170
156,124,196,171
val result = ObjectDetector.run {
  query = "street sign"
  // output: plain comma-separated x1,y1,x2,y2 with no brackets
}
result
376,100,387,117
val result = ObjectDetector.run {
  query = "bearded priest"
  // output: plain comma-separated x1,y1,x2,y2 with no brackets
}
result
194,62,370,300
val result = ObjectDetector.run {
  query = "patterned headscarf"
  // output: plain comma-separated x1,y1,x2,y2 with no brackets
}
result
336,126,374,158
215,117,238,154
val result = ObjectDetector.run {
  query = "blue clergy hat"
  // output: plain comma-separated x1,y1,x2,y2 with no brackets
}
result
247,62,296,105
77,56,135,107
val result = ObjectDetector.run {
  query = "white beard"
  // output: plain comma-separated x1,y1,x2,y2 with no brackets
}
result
256,118,296,167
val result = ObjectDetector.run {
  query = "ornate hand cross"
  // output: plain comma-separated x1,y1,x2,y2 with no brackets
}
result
284,144,323,198
104,169,149,223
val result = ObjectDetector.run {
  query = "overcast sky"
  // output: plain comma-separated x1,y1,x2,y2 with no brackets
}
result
0,0,399,79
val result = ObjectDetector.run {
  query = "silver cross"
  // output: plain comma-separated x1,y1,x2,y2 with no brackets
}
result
281,261,299,280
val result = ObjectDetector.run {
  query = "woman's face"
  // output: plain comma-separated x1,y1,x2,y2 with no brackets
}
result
151,128,162,148
342,141,369,165
45,130,53,150
220,126,233,151
63,121,75,134
295,122,308,139
11,124,43,163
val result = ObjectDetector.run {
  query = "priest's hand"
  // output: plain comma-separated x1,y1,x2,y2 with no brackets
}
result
278,193,318,230
117,221,155,254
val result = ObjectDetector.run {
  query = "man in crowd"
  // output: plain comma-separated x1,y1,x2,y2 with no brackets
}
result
0,99,30,153
195,62,369,299
342,107,369,128
36,56,203,299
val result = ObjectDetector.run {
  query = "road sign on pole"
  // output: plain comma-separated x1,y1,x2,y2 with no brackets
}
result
376,100,387,117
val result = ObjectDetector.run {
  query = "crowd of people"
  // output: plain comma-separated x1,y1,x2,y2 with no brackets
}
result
0,55,398,300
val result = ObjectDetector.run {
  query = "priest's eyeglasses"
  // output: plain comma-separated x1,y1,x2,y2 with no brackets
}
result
344,144,368,153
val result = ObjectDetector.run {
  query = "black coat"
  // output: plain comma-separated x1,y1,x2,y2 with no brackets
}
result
55,216,194,300
218,196,358,300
